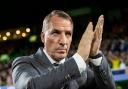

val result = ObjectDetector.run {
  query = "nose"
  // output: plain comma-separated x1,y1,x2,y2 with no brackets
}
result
59,34,67,46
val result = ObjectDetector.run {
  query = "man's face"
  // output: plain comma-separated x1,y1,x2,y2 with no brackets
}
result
41,16,73,61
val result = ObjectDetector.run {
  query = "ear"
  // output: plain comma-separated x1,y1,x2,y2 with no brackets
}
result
40,32,45,43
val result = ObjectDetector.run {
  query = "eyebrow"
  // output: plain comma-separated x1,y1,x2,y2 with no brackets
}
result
52,29,60,32
53,28,72,32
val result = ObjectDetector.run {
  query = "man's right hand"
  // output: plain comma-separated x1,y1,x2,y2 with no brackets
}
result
77,22,94,61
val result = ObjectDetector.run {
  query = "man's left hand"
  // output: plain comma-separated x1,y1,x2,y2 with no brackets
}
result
90,15,104,56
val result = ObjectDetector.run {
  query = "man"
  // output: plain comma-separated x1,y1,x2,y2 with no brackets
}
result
12,10,116,89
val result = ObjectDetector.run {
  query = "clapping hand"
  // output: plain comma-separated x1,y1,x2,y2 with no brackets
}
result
77,15,104,62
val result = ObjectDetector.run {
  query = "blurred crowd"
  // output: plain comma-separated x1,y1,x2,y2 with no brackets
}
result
101,36,128,70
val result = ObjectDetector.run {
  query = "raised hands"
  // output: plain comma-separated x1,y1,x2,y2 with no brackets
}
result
77,15,104,61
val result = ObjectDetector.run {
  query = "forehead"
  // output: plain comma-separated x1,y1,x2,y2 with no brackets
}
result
49,15,73,31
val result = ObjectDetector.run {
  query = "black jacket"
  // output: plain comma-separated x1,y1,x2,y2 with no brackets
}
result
12,47,116,89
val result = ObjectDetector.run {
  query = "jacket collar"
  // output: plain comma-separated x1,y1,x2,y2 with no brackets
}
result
34,47,53,66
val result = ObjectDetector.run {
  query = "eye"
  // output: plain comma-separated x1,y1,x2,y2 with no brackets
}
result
66,32,72,36
51,29,60,35
53,31,59,34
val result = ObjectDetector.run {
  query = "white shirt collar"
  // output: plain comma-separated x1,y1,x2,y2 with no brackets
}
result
43,48,65,64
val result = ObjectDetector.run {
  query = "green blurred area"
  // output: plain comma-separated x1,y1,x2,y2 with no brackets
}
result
116,80,128,89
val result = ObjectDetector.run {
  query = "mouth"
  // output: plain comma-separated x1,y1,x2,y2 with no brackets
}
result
56,49,66,53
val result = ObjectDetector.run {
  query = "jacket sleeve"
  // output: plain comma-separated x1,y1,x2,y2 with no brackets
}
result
89,52,116,89
11,56,81,89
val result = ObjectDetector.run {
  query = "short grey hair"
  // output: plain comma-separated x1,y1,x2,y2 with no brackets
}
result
42,10,73,32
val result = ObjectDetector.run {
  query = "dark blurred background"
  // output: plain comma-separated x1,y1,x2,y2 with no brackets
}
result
0,0,128,89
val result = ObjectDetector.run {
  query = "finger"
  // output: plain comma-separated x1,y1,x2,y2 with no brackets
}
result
85,22,93,34
98,15,104,37
94,15,104,39
82,22,93,39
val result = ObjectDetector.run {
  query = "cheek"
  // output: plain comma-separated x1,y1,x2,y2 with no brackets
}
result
68,38,72,46
66,39,72,51
45,36,58,48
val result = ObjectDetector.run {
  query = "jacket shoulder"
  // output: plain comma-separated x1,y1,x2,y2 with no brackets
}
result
11,55,34,70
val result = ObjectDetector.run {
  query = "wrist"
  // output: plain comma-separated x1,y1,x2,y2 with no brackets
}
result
89,52,102,59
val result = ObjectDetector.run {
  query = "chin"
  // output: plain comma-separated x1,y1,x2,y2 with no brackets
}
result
58,56,66,60
56,55,66,60
53,53,67,60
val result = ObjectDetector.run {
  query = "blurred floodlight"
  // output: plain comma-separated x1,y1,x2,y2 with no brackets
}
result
22,33,26,37
3,36,7,40
6,32,11,36
16,30,20,34
26,28,31,32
